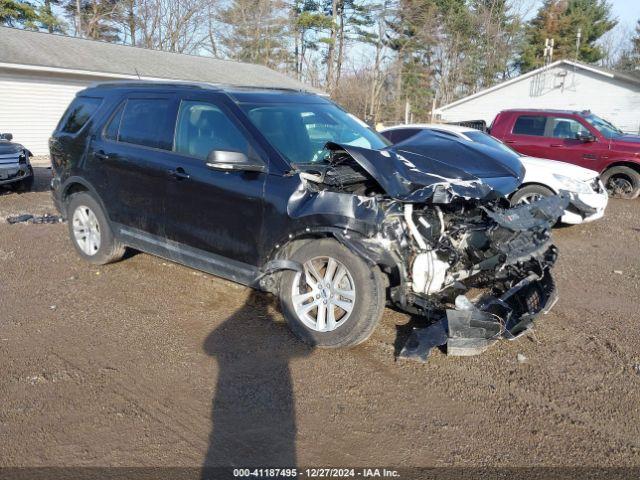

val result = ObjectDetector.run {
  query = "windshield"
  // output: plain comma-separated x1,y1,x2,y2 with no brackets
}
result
465,130,522,158
241,103,389,164
583,113,623,139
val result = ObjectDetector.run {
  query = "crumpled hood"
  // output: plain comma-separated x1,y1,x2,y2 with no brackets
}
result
326,131,525,203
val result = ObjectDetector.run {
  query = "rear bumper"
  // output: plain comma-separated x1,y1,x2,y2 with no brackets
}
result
0,163,32,185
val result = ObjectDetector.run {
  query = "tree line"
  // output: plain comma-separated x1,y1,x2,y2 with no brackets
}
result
1,0,639,123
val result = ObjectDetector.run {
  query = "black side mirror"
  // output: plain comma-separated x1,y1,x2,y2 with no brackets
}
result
205,150,265,173
0,133,13,141
576,131,596,143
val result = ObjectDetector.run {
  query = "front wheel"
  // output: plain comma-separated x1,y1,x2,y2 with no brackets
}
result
11,173,34,193
601,166,640,199
279,238,385,348
510,184,555,206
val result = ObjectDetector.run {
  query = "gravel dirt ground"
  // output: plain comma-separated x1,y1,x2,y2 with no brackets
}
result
0,168,639,471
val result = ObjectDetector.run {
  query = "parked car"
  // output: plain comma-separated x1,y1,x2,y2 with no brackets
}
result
0,133,34,192
380,124,608,225
490,109,640,199
50,82,564,350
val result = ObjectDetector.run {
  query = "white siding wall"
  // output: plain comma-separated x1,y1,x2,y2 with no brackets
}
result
0,70,109,155
437,65,640,134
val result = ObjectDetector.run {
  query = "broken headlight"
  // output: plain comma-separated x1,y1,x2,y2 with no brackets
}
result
552,174,593,194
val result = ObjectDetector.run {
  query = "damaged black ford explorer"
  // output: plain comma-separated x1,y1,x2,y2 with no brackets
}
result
50,82,567,353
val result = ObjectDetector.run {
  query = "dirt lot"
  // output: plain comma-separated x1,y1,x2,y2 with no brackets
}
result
1,168,639,471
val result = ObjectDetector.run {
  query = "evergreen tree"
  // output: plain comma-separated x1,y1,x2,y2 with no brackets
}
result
519,0,617,72
63,0,120,40
0,0,38,27
37,0,65,32
220,0,291,69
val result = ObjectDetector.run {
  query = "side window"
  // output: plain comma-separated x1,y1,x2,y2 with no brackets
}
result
381,128,421,144
174,100,248,160
548,117,590,139
512,115,546,136
103,103,124,141
60,96,102,134
118,98,172,150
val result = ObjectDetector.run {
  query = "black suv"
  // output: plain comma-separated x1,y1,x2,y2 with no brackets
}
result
50,82,563,351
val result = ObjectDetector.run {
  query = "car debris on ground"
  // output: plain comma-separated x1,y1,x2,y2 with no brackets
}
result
6,213,64,225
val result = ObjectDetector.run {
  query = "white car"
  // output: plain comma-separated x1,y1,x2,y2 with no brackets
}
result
380,123,608,225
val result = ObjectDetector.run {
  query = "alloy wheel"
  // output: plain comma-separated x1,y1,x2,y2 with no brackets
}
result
291,256,356,332
606,175,634,198
517,193,543,205
72,205,101,256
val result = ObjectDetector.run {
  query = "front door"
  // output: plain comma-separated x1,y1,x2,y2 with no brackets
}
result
162,94,267,267
538,115,606,169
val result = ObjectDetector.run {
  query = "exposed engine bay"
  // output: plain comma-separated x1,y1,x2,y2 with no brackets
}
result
286,142,568,360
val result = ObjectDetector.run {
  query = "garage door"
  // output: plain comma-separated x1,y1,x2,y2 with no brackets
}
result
0,71,96,156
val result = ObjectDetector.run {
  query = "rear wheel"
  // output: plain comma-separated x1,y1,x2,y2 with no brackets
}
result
279,238,385,348
510,184,555,206
601,166,640,199
66,192,126,265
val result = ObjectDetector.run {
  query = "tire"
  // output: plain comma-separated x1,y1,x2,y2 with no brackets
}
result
66,192,126,265
510,184,555,206
601,166,640,199
11,172,34,193
279,238,386,348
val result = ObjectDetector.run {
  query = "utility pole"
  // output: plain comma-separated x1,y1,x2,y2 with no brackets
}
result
75,0,82,37
575,28,582,61
543,38,554,66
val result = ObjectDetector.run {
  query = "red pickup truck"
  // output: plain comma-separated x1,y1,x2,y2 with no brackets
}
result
490,109,640,199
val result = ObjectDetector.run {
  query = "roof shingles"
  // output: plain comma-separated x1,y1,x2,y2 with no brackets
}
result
0,26,318,92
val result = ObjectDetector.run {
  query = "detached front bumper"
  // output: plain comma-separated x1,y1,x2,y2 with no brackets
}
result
561,182,608,225
0,163,32,186
400,270,557,361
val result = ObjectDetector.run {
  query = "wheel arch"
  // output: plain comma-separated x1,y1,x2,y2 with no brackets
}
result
260,227,399,296
509,181,558,199
60,177,108,217
601,160,640,175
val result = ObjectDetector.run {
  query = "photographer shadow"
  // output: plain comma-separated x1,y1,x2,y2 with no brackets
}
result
201,290,312,476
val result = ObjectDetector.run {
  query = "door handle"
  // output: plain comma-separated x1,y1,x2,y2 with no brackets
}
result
94,150,110,160
168,168,190,180
550,144,563,147
504,140,516,144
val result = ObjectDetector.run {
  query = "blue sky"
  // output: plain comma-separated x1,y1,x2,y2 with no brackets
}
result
610,0,640,31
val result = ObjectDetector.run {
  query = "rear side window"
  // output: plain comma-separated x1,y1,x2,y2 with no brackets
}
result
103,103,124,141
512,115,546,136
118,98,171,150
381,128,422,144
60,97,102,134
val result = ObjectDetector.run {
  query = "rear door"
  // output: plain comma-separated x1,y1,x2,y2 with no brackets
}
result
87,93,178,237
161,93,267,266
500,114,550,157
